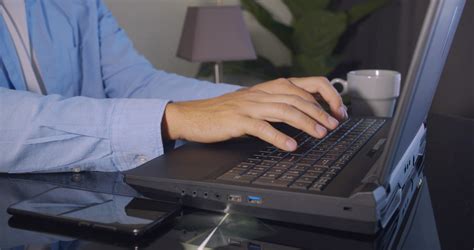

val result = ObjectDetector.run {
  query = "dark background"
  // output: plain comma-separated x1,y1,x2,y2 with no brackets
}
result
339,0,473,118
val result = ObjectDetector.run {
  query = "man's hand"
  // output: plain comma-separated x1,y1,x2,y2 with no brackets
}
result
162,77,348,151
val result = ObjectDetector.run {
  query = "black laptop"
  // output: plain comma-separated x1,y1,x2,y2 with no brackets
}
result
125,0,465,234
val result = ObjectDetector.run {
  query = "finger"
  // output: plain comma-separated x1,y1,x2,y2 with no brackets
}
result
289,77,348,120
255,78,317,104
257,94,340,130
242,118,297,151
247,102,328,138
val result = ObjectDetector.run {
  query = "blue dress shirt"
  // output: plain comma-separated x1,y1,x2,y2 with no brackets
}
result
0,0,241,173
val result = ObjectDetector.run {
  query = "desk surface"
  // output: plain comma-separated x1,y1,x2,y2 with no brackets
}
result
0,113,472,250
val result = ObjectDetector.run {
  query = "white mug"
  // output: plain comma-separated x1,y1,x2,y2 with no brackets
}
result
331,70,401,117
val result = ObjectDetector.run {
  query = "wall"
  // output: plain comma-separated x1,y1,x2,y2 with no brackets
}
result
104,0,291,79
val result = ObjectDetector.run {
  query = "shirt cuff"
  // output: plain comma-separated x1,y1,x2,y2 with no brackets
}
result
110,98,169,171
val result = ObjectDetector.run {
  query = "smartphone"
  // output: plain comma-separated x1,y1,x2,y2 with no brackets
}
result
7,187,181,237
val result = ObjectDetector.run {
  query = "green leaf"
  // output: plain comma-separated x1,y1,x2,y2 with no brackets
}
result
240,0,293,48
282,0,331,19
348,0,389,24
235,0,388,81
292,54,334,77
292,10,347,56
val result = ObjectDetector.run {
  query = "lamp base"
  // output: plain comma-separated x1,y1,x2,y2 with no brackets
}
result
214,62,223,83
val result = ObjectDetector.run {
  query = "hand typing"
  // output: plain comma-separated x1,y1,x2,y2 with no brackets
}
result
162,77,348,151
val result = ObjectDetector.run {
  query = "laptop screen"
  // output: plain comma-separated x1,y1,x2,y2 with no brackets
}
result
379,0,465,184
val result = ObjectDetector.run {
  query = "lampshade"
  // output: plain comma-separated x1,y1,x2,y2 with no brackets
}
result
177,5,257,62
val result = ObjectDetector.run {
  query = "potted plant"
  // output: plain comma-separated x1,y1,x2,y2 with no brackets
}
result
197,0,388,83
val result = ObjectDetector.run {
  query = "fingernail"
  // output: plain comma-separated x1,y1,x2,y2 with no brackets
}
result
286,139,297,151
339,106,347,118
328,116,339,128
315,124,327,136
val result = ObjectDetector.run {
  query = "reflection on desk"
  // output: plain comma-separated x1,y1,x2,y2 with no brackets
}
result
0,172,439,250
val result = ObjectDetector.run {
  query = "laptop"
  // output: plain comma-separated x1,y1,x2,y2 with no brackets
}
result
125,0,465,234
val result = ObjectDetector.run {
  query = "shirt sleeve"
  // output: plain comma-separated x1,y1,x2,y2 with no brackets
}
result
0,87,169,173
96,0,242,101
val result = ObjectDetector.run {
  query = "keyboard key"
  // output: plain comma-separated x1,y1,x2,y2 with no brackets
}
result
297,176,317,183
309,149,326,154
246,171,261,176
253,166,269,172
345,149,356,155
274,162,293,169
294,133,310,144
290,182,310,190
331,162,345,169
321,172,336,179
326,168,340,174
306,153,323,160
316,177,331,185
286,170,303,176
279,175,297,181
309,184,325,191
335,158,349,166
260,147,276,153
244,159,261,164
267,157,282,162
314,158,333,167
217,173,239,181
260,160,277,167
323,152,338,158
250,155,266,161
298,159,315,165
267,168,285,174
308,166,327,172
253,178,291,187
293,143,314,155
291,164,308,171
303,171,322,178
236,163,253,169
321,155,338,161
339,153,352,161
220,174,254,183
262,172,279,179
281,155,300,163
226,168,246,174
269,151,288,158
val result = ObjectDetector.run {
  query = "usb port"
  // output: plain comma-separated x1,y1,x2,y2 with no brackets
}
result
228,194,242,202
247,195,263,204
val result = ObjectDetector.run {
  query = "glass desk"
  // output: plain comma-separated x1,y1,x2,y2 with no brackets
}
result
0,113,471,250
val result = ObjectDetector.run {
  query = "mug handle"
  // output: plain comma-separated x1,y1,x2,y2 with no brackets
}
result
330,78,349,96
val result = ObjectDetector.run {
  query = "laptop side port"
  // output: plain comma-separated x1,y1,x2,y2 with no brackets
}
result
247,196,263,204
228,194,242,202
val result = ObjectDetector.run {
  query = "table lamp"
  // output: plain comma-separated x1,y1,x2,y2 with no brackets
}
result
176,4,257,83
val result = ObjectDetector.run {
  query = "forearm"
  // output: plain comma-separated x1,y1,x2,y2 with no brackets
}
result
105,66,242,101
0,88,169,173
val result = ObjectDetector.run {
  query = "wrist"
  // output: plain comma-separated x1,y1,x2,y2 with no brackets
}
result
162,103,182,141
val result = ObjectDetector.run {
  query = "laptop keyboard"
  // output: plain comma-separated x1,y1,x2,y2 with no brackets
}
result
217,118,386,191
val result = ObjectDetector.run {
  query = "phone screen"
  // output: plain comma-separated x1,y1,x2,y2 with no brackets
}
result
8,187,180,236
